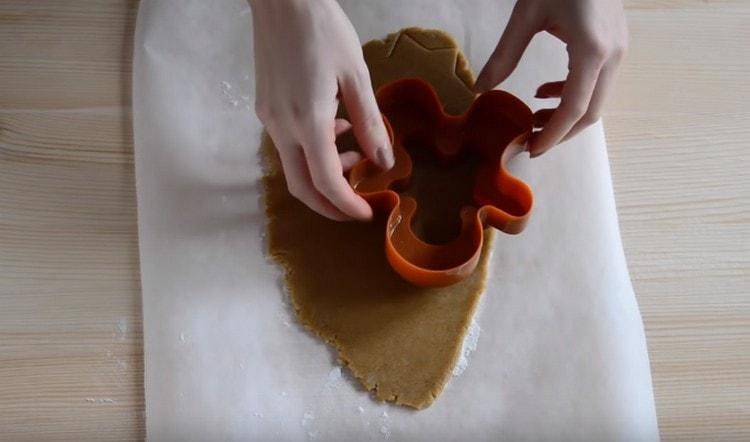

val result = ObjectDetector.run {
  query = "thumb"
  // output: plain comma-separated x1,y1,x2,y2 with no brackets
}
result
475,3,541,93
340,66,394,170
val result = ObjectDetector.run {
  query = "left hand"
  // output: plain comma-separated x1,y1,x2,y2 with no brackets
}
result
474,0,628,157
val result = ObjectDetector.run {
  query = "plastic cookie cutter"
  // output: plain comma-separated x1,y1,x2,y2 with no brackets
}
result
348,78,534,287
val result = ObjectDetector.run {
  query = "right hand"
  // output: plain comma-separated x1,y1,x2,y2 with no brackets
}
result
250,0,394,221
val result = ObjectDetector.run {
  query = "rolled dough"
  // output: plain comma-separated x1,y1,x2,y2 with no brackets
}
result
263,28,499,409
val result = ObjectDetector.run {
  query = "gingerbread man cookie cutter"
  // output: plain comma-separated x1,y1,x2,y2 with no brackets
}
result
348,78,534,287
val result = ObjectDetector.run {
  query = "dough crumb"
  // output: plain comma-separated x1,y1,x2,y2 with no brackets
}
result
357,405,365,414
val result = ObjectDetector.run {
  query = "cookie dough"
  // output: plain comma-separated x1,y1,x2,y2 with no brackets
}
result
262,28,493,409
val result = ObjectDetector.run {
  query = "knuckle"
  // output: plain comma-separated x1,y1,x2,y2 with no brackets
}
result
611,41,628,61
313,174,349,202
360,112,381,130
581,35,608,61
299,109,328,128
561,101,588,120
349,67,372,89
286,181,304,200
289,101,307,121
357,112,386,140
254,101,274,122
580,112,601,126
312,175,338,197
591,43,609,61
295,104,336,135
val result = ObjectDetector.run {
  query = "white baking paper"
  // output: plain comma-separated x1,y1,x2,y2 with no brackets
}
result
133,1,659,440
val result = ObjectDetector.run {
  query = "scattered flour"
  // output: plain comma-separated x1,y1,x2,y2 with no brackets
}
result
301,411,315,427
85,397,114,404
114,318,127,341
220,80,252,109
379,409,391,439
452,318,481,377
325,366,342,388
380,425,391,438
301,411,316,439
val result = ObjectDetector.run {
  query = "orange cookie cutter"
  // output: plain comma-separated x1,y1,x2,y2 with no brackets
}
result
348,78,534,287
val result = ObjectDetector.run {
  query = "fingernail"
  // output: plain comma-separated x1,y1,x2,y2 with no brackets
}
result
377,147,394,170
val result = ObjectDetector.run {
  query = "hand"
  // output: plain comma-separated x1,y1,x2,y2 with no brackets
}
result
250,0,393,221
474,0,628,157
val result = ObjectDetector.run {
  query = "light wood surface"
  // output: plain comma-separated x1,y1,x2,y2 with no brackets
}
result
1,1,747,440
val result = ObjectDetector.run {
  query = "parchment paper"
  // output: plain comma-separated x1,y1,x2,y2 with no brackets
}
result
133,1,659,440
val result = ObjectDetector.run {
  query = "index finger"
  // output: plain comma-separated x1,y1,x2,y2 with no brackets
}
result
301,123,373,221
529,54,603,157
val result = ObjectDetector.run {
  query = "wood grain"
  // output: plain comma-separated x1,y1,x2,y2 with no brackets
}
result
0,1,143,441
0,0,747,440
608,2,750,440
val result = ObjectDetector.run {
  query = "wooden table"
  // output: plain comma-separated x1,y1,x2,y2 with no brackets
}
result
1,1,747,440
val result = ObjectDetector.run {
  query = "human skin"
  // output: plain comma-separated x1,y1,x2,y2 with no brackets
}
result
249,0,628,220
474,0,628,157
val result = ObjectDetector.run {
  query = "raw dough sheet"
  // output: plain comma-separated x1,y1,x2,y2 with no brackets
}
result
133,0,659,440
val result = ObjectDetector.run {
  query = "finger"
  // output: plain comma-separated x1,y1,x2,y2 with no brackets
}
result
339,150,362,172
340,67,394,170
276,144,352,222
335,118,361,171
334,118,352,136
301,124,374,221
533,108,555,129
529,54,603,157
474,2,543,93
535,81,566,99
561,57,619,143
